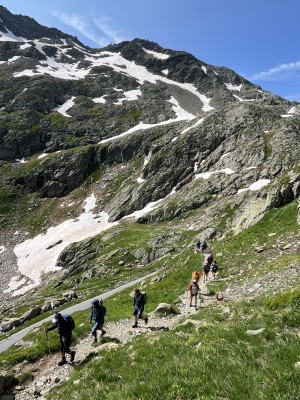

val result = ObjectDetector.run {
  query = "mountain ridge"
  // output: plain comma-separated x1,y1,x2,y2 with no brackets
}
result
0,5,82,45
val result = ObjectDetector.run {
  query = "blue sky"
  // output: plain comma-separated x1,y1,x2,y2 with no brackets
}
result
1,0,300,102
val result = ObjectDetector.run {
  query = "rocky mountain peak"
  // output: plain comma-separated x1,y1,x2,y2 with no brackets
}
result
0,5,82,45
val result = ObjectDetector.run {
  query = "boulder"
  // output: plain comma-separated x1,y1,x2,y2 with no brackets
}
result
20,306,42,322
14,340,34,349
149,247,174,262
0,318,21,333
294,361,300,370
50,298,66,309
132,248,149,265
63,291,78,300
41,300,53,312
154,303,176,314
246,328,265,336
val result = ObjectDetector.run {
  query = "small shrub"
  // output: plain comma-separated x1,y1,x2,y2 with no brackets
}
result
265,289,300,310
282,308,300,328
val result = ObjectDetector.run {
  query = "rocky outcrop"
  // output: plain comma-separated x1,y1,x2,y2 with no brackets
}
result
14,147,98,198
0,317,21,333
20,306,41,322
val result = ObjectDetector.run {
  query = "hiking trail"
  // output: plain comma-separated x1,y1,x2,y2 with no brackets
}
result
10,278,217,400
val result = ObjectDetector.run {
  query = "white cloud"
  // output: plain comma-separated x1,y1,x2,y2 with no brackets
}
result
52,11,128,47
92,16,128,44
250,61,300,81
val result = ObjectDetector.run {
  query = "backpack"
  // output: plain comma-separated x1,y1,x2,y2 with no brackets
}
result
192,271,200,281
191,282,198,295
63,314,75,331
206,254,213,265
92,304,106,320
196,241,207,250
138,292,147,306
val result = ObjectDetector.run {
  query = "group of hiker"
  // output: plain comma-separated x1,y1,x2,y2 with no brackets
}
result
45,297,107,365
45,240,217,366
187,240,219,307
45,288,148,365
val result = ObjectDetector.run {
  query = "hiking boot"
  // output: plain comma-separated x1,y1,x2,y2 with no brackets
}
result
101,329,106,336
132,322,138,328
58,357,66,366
70,351,76,362
91,333,97,342
144,317,148,325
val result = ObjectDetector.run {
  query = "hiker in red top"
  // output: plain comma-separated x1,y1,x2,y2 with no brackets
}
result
187,279,200,308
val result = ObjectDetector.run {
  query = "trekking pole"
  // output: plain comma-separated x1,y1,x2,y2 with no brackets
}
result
200,294,203,308
63,337,67,358
186,290,189,305
45,331,51,355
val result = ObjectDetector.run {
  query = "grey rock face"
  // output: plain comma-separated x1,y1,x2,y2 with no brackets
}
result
20,306,41,322
0,317,21,332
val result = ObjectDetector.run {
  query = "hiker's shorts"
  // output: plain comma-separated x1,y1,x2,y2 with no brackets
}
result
133,307,144,318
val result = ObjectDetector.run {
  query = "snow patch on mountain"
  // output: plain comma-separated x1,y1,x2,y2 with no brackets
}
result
53,96,76,117
114,89,142,105
237,179,271,194
0,27,26,42
225,83,242,92
195,168,235,180
5,194,118,297
142,48,169,59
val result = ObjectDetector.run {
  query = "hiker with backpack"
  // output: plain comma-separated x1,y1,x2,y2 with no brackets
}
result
132,288,148,328
203,262,210,282
203,253,213,282
89,298,106,342
187,279,200,307
210,260,219,280
196,240,207,253
45,312,76,366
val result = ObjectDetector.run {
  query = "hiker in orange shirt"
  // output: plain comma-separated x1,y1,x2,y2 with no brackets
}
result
191,270,200,283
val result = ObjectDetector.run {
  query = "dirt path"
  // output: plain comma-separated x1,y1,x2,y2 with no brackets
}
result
10,279,217,400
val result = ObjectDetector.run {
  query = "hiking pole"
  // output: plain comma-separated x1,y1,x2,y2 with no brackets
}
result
45,331,51,355
199,294,203,308
63,337,67,359
186,290,190,305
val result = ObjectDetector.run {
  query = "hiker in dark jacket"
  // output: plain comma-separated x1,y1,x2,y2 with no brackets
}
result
195,240,207,253
132,288,148,328
45,312,75,365
203,262,210,282
203,253,213,282
89,298,106,342
210,261,219,280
